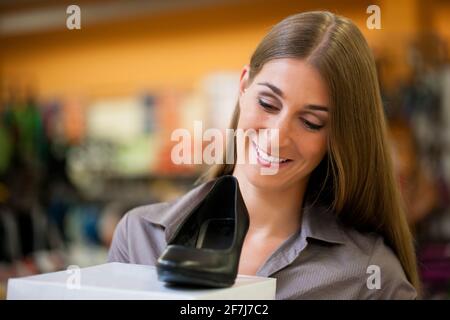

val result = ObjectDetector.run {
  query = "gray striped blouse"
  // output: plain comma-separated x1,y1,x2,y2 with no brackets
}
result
108,178,417,299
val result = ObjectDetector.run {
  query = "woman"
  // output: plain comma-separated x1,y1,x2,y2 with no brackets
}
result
108,11,420,299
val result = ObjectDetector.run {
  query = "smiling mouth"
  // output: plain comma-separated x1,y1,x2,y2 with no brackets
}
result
251,140,293,164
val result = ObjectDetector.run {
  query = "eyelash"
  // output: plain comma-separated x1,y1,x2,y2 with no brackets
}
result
258,98,324,131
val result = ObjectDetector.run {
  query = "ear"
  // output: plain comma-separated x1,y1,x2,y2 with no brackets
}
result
239,64,250,96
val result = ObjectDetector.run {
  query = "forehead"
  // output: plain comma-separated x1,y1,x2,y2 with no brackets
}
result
254,58,330,107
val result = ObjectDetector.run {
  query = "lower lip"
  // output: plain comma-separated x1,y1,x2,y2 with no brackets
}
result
252,141,292,169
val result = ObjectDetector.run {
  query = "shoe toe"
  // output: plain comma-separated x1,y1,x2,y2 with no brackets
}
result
157,245,232,274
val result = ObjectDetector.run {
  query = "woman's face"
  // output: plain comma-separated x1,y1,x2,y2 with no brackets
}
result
235,58,331,190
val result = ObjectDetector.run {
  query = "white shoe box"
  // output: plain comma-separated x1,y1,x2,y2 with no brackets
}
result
7,262,276,300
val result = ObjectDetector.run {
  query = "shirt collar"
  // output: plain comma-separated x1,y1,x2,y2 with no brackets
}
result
141,177,346,245
300,200,346,245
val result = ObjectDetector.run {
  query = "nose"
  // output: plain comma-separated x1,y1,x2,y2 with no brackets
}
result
258,112,293,155
271,112,294,150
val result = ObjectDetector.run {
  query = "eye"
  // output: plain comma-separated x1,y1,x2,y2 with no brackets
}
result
258,98,279,112
302,119,324,131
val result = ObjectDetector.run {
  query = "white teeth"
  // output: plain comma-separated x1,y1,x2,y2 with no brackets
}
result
253,141,290,164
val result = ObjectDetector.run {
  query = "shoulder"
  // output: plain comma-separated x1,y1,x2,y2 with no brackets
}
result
123,202,173,226
113,201,173,238
107,202,171,264
117,178,216,232
339,228,417,299
123,179,216,228
108,180,216,264
119,177,213,228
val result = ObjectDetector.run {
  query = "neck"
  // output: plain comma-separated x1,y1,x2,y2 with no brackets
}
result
232,166,308,239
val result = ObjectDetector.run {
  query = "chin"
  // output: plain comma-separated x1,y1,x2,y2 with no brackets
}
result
240,163,293,190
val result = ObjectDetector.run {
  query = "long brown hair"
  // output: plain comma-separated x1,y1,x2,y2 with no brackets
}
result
198,11,420,293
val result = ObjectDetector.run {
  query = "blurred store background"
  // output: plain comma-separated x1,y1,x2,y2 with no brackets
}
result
0,0,449,299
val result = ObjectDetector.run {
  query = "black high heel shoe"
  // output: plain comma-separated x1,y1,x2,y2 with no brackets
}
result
156,175,250,288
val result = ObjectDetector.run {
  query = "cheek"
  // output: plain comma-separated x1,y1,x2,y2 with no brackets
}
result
294,132,328,161
237,102,266,129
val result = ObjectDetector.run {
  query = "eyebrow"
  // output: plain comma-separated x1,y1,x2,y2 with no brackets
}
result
305,104,329,112
257,82,285,98
257,81,329,112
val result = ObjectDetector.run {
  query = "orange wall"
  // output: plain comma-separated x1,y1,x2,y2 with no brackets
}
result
1,0,449,99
